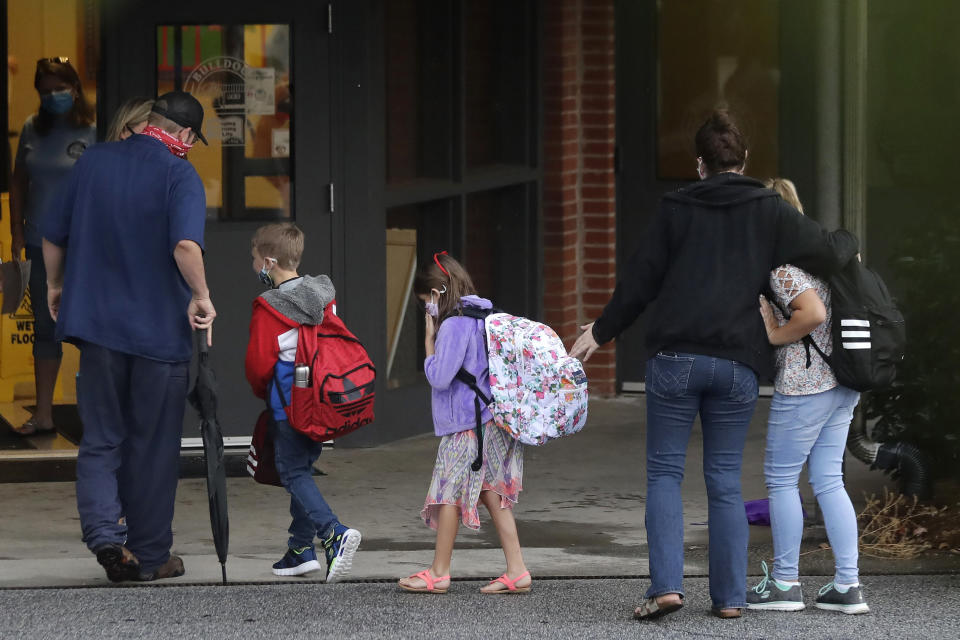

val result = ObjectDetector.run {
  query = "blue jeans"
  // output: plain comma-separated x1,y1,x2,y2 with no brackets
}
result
765,386,860,585
271,417,339,549
645,352,758,609
25,245,62,360
75,343,188,572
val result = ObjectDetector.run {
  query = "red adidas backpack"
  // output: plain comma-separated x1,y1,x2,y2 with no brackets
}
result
279,301,376,441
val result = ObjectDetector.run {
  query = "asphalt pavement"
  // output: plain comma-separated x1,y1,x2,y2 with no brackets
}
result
1,574,956,640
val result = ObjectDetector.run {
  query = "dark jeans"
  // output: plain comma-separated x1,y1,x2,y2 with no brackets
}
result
25,245,62,360
75,343,188,572
271,416,339,549
644,352,758,609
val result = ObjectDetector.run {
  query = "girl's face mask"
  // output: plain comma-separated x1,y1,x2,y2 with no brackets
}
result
424,285,447,317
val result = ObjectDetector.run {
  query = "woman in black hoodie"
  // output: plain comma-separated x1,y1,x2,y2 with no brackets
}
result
570,110,858,620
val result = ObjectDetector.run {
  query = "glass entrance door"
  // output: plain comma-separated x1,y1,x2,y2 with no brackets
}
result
156,24,293,222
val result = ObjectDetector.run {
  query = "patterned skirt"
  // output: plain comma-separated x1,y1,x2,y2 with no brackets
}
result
421,421,524,531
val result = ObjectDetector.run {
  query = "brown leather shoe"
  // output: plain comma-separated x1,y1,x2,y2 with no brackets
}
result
137,555,185,582
95,544,141,583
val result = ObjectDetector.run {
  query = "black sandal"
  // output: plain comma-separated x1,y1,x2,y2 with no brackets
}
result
634,594,683,620
11,418,56,437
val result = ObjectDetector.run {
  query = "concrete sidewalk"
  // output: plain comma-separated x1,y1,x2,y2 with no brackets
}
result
1,397,956,588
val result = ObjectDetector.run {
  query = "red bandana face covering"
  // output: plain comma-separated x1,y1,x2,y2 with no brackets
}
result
141,125,194,158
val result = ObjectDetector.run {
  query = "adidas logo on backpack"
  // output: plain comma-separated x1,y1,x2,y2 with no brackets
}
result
461,307,589,445
820,258,905,391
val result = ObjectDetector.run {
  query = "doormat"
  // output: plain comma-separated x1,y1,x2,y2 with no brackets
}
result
0,415,37,451
0,452,254,484
25,404,83,445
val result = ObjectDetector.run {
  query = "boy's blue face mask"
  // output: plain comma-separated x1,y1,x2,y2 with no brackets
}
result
258,258,276,288
40,90,74,115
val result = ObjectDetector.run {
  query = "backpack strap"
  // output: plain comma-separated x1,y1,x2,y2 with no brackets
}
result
803,333,831,366
455,368,491,472
459,306,502,320
765,291,831,369
454,304,498,472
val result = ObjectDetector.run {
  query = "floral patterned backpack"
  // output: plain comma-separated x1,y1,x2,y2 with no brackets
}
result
459,308,589,448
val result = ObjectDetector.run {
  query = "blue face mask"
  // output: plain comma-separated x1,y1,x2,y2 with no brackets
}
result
40,90,74,115
258,267,273,287
258,258,275,288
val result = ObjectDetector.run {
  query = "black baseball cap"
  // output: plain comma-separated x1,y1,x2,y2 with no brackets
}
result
151,91,208,145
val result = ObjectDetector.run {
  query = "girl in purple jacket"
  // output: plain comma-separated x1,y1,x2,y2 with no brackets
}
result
398,252,530,595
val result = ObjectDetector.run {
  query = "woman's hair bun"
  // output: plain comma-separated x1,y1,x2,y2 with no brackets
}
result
694,108,747,175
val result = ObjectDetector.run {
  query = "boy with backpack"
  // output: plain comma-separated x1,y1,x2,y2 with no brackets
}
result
245,222,362,581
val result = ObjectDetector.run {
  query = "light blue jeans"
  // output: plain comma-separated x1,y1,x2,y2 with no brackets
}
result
765,386,861,585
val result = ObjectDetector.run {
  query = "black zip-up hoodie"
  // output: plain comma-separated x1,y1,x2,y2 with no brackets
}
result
592,173,859,377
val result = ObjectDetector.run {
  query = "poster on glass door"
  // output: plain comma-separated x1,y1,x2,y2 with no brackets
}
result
184,56,276,146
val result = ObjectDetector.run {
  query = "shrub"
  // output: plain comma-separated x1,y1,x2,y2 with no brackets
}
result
865,212,960,478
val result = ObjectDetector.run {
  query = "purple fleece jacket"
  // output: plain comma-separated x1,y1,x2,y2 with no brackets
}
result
424,295,494,436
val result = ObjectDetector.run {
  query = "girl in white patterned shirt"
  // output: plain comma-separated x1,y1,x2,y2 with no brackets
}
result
746,179,869,615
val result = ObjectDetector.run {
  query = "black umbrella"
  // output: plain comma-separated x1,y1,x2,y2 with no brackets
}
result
188,329,229,584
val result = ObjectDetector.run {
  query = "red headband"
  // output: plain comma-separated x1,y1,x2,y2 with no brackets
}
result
433,251,450,277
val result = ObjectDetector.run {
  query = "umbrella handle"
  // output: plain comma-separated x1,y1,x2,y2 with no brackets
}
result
195,328,210,355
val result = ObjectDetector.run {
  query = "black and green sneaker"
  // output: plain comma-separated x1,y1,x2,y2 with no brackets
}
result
746,561,805,611
272,546,322,576
815,582,870,614
322,523,362,583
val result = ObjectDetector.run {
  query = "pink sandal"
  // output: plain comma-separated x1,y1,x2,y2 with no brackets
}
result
398,569,450,594
481,570,531,594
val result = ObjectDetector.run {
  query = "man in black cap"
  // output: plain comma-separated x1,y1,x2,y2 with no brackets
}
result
148,90,209,147
42,91,215,582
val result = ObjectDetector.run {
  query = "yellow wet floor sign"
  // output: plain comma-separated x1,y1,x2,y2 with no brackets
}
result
0,193,76,404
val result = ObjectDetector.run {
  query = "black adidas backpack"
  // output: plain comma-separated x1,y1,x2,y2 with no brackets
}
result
790,258,906,392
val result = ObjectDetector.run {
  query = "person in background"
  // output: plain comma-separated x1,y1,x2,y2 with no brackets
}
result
746,178,869,615
9,57,95,436
569,110,859,620
105,97,154,142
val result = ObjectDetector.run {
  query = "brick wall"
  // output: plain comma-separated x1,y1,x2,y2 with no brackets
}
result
543,0,618,395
